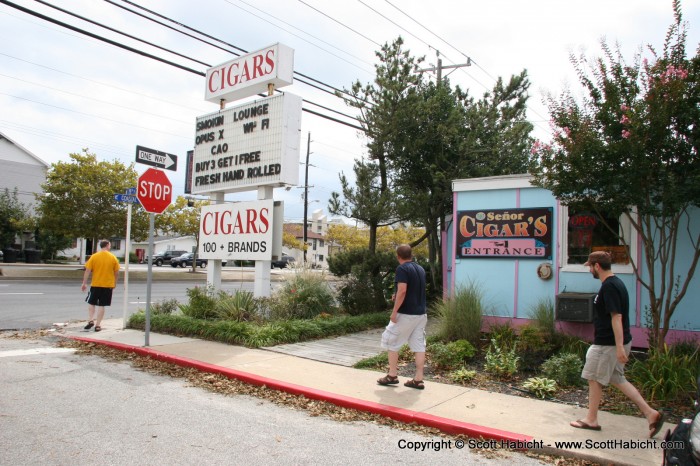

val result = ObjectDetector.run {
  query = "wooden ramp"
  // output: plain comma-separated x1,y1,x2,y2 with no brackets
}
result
262,329,384,367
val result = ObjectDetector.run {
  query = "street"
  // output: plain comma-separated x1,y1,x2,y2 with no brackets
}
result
0,278,257,330
0,333,542,465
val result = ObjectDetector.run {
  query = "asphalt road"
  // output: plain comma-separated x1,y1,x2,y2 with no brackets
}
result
0,334,544,465
0,279,257,330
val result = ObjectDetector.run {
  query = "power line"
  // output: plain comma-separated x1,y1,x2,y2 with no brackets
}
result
297,0,381,47
1,0,366,132
222,0,374,75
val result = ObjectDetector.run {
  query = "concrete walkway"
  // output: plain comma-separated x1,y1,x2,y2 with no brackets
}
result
61,318,670,466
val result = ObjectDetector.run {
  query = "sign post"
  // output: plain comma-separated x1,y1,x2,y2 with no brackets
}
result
113,187,139,329
137,167,173,346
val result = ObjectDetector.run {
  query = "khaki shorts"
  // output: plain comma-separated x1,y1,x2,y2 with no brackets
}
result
581,343,632,386
380,313,427,352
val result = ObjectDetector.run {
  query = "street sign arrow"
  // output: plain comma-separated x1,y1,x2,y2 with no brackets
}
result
135,145,178,171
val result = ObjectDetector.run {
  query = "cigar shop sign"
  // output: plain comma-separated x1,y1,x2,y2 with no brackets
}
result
456,208,553,259
192,44,301,195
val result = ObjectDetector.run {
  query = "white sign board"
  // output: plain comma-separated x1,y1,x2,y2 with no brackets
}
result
205,43,294,103
198,200,274,261
191,93,302,194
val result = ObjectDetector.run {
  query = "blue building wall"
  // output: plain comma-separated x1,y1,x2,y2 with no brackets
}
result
447,175,700,346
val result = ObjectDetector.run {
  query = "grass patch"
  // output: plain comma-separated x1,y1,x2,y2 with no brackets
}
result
128,311,388,348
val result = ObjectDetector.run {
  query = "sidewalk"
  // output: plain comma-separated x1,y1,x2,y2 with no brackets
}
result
62,319,669,466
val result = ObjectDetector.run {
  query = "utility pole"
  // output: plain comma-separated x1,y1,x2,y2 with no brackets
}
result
417,50,471,86
303,132,311,263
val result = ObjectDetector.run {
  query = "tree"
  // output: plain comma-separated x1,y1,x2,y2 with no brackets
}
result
529,0,699,349
0,188,28,248
391,73,533,290
37,150,147,251
332,37,423,253
156,196,209,271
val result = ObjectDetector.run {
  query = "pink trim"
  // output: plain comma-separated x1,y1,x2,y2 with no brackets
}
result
513,261,519,317
635,229,643,327
68,336,532,443
481,316,699,349
513,189,520,317
555,199,561,299
451,191,458,298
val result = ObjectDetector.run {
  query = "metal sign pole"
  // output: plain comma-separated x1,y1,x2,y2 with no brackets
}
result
145,213,154,346
122,202,132,329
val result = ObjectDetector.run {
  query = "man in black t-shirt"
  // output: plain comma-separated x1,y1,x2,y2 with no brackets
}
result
377,244,427,390
570,251,666,438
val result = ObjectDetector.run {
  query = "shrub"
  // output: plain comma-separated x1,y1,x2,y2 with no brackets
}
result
523,377,557,399
487,322,518,349
432,283,484,344
179,285,219,320
329,248,396,314
528,298,555,340
150,298,179,315
552,334,590,361
214,290,257,322
428,339,476,371
541,352,583,387
517,325,553,371
484,338,519,379
268,270,336,320
627,344,699,403
450,368,477,384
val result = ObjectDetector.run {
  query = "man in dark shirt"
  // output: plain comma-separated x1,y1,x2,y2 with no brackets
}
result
570,251,665,437
377,244,427,389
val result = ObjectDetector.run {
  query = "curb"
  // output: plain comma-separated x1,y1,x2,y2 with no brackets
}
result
68,335,532,444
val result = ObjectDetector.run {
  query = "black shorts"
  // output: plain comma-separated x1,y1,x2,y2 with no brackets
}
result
86,287,114,306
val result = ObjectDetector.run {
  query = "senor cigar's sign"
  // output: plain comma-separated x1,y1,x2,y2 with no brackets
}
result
456,208,553,259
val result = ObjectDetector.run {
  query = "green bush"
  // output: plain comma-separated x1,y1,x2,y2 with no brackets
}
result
428,339,476,371
627,344,699,403
150,298,179,315
214,290,257,322
328,248,396,314
179,285,219,320
552,334,590,361
484,338,519,379
432,283,484,344
267,270,336,320
128,311,388,348
450,368,477,384
528,298,555,339
487,322,518,349
541,352,583,387
523,377,558,399
518,325,553,371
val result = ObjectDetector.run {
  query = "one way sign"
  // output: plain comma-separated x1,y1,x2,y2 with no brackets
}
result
135,145,178,171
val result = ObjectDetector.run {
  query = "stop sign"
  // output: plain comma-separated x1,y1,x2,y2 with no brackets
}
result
137,168,172,214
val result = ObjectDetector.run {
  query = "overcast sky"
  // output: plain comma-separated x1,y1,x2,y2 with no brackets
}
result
1,0,698,222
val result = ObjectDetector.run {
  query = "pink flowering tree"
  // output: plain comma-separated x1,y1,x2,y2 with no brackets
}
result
529,0,699,349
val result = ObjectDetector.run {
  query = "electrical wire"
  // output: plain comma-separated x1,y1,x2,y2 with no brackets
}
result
1,0,367,132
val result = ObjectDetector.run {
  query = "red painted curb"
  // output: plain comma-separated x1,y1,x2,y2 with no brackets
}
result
69,336,532,443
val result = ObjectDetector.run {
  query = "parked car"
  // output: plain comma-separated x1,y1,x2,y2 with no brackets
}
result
171,253,207,268
271,254,295,269
152,250,188,267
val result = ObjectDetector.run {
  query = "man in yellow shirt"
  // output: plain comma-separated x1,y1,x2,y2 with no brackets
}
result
81,240,120,332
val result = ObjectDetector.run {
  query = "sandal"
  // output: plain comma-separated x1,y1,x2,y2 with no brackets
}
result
404,379,425,390
377,374,399,386
84,321,94,330
94,326,102,332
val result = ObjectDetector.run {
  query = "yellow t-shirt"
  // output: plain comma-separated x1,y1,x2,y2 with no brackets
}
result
86,250,120,288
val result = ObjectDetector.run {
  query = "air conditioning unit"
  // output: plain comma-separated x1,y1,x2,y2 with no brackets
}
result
556,292,596,323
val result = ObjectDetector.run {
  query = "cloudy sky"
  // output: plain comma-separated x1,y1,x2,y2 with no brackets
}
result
1,0,698,221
